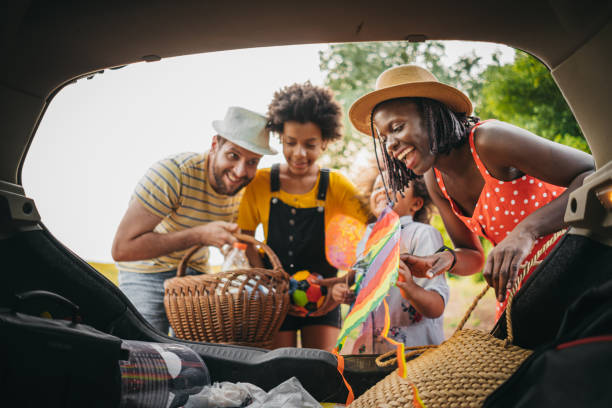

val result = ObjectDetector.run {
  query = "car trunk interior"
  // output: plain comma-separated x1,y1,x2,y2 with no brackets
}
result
1,0,611,403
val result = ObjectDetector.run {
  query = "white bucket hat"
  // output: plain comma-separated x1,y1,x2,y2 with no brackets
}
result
212,107,277,155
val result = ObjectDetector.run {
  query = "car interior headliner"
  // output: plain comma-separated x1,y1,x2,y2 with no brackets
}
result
1,1,611,184
1,4,611,403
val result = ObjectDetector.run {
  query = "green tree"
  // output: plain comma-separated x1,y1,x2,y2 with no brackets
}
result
479,51,589,152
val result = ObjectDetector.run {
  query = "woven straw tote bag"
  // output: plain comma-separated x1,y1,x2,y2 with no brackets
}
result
164,233,291,349
349,231,564,408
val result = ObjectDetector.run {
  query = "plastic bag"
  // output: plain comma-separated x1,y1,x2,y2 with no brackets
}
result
247,377,321,408
185,381,263,408
185,377,321,408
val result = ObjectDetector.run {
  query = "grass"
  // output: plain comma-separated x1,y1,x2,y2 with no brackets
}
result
89,261,118,285
443,276,497,338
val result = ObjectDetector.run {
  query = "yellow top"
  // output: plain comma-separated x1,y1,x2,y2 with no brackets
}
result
237,167,367,240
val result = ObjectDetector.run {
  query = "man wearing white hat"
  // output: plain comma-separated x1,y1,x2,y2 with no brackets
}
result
112,106,276,333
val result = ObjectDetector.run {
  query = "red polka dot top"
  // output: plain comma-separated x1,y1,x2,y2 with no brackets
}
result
434,120,566,319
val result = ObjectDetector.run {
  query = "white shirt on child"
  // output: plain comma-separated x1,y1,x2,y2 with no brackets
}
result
352,215,450,354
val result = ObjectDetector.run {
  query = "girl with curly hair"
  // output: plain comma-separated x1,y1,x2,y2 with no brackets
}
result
238,82,367,349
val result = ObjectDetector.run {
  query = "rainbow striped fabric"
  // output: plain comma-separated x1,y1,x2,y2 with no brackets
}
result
336,205,401,350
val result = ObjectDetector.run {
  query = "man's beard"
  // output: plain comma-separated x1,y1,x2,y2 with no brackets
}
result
210,157,250,196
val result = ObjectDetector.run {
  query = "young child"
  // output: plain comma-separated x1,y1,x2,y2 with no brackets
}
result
333,174,449,354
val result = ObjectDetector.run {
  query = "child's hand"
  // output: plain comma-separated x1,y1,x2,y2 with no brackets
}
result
331,283,356,305
396,261,417,300
396,260,413,283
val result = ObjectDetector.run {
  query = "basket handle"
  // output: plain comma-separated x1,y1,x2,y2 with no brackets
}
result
455,229,566,341
177,232,285,277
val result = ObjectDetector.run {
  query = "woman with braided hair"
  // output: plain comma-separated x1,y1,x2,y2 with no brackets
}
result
349,65,594,319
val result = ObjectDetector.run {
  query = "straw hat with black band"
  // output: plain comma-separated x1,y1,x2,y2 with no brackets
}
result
348,65,473,136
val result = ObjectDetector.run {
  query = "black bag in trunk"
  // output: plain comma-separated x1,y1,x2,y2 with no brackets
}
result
484,279,612,408
0,290,123,407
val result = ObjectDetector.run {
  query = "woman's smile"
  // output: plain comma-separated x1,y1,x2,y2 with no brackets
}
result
399,146,420,170
395,146,415,161
373,100,434,175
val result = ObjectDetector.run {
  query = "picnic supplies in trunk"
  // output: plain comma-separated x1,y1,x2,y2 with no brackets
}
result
483,279,612,408
350,286,532,408
164,233,290,348
119,340,210,408
0,290,123,407
1,290,210,408
491,232,612,349
349,230,564,408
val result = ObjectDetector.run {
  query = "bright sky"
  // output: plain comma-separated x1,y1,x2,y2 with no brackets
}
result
22,41,514,264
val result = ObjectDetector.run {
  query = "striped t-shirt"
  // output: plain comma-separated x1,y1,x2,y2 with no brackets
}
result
117,151,243,273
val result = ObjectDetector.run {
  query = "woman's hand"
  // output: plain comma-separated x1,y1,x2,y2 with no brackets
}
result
400,251,454,278
483,228,535,302
331,283,356,305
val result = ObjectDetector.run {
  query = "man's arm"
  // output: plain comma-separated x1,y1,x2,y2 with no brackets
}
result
111,199,238,262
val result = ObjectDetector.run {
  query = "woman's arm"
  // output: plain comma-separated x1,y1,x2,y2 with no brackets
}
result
476,121,593,235
475,121,595,300
401,170,485,278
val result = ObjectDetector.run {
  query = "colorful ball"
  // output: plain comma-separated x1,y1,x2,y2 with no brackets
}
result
289,270,327,315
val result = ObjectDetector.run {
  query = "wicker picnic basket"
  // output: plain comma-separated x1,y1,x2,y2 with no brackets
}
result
349,230,565,408
163,233,290,348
